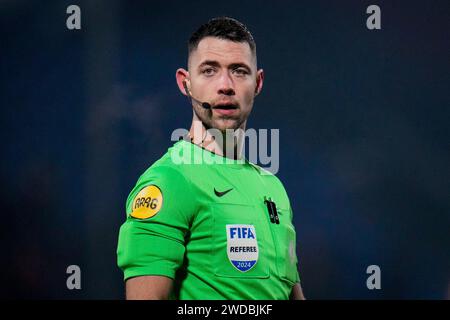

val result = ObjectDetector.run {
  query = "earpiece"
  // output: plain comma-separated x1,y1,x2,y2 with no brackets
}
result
182,80,190,96
182,79,211,109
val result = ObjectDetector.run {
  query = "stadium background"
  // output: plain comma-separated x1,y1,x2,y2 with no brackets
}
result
0,0,449,299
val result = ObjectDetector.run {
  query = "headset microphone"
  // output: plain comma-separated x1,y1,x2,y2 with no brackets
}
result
183,80,211,109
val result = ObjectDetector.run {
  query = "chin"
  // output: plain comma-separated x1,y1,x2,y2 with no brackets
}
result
212,119,242,132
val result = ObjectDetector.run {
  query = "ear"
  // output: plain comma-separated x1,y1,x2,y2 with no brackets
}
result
255,69,264,96
176,68,190,96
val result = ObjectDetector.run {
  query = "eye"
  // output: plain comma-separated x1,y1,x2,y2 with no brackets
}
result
233,68,249,76
202,68,215,76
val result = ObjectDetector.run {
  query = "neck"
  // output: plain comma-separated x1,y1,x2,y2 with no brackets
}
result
188,117,246,160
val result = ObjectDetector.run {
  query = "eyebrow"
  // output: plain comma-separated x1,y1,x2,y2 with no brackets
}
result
198,60,221,69
229,63,252,73
198,60,252,73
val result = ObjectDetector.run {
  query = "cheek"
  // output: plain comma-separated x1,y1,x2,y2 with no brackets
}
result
238,82,257,103
242,89,256,108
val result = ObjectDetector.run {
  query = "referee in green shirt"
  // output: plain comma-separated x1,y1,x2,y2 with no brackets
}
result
117,17,305,300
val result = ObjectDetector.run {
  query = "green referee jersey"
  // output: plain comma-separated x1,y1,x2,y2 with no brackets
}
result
117,139,300,300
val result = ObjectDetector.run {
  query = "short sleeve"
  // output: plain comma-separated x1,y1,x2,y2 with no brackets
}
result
116,165,196,281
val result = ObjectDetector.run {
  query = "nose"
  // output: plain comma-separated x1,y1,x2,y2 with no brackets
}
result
217,72,235,96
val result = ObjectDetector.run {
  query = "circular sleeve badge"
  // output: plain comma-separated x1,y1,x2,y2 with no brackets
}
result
130,185,163,219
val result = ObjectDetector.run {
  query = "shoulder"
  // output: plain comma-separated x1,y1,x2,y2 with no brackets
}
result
247,161,285,187
137,140,191,186
125,141,194,216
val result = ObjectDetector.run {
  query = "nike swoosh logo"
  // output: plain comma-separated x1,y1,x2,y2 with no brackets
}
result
214,188,233,197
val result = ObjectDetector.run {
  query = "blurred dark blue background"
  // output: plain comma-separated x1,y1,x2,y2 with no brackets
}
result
0,0,449,299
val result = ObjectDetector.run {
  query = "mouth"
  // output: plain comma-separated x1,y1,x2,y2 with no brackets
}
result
212,103,239,116
212,103,238,110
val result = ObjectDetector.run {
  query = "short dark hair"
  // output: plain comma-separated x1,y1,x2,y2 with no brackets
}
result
188,17,256,56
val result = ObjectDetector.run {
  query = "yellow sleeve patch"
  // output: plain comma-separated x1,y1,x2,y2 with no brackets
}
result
130,185,163,219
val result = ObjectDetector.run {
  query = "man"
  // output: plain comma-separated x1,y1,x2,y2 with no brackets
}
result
117,17,305,300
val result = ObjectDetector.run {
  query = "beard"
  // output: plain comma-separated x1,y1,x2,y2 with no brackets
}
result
193,105,247,133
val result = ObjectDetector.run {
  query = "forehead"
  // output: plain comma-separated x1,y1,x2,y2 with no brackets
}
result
189,37,255,69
